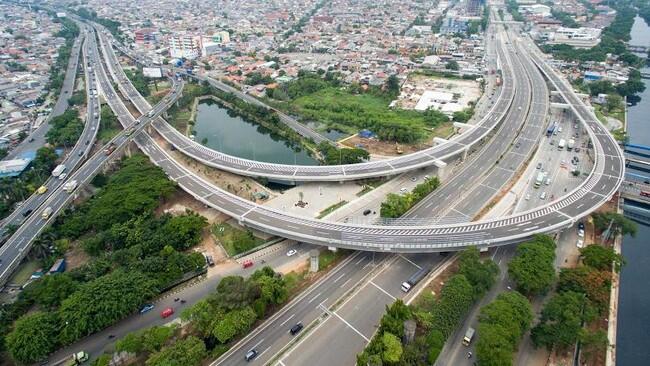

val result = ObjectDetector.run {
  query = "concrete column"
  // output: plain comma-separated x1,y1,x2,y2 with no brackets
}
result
310,249,319,273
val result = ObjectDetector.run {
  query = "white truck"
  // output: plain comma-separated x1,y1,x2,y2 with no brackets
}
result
63,180,78,193
567,138,575,151
462,327,475,346
41,207,53,220
401,267,430,292
52,164,66,178
558,139,566,150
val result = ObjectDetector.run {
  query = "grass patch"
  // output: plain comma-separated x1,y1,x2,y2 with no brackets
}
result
211,223,264,257
98,105,121,143
284,270,308,295
288,88,448,143
316,200,348,219
319,249,346,270
9,260,40,286
594,104,625,126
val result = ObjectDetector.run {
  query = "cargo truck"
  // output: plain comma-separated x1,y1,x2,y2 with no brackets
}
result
462,327,475,346
104,142,116,155
41,207,53,220
52,164,66,177
401,266,430,292
534,172,545,188
63,180,78,193
567,138,575,151
63,351,88,366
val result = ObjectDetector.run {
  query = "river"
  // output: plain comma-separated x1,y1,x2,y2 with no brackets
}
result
616,16,650,366
192,99,319,165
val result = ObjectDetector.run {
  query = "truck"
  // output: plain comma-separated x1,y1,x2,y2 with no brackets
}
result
558,139,566,150
52,164,66,177
48,258,66,274
63,351,88,366
104,142,116,155
534,171,545,188
567,138,575,151
41,207,53,220
462,327,475,346
401,267,430,292
63,180,78,193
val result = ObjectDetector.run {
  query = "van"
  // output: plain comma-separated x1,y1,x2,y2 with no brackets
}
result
290,322,304,335
245,349,258,362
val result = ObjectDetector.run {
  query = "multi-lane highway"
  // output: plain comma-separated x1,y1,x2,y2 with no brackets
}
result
92,20,623,253
96,28,516,182
0,30,89,233
0,28,184,286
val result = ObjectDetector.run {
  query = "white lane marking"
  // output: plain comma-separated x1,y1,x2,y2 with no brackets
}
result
355,256,366,265
522,225,540,232
399,255,422,269
341,278,352,289
250,338,265,351
279,314,295,327
370,281,396,300
307,292,322,304
333,273,346,283
319,304,369,342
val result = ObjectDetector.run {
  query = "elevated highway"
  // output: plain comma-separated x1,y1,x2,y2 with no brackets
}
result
95,26,624,252
97,29,517,182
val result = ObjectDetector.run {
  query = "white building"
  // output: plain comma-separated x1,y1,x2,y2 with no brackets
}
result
519,4,551,17
169,34,201,60
546,27,602,48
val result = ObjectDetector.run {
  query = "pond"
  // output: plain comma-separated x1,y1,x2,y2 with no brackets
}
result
192,99,319,165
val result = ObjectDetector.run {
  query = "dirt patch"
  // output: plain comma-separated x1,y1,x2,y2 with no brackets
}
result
65,242,91,271
340,135,433,156
150,130,277,203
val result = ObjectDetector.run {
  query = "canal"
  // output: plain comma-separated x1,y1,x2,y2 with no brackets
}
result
192,99,319,165
616,15,650,366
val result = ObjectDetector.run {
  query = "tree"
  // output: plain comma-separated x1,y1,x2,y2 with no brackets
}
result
605,94,623,113
591,212,637,237
508,237,556,296
458,247,499,297
381,332,403,363
6,311,59,364
213,306,257,343
385,74,400,95
380,193,412,218
21,273,79,308
558,267,611,314
445,60,459,70
116,325,176,355
580,244,625,272
145,336,206,366
531,291,586,350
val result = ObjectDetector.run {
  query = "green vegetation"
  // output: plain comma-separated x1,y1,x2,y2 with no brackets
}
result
552,9,579,28
212,223,264,256
116,325,176,354
67,89,86,106
0,146,58,220
272,72,450,143
475,291,533,366
245,72,273,85
452,106,474,123
125,68,151,97
506,0,524,22
380,177,441,218
317,200,348,219
98,105,121,142
591,212,637,237
46,109,84,147
531,243,617,353
146,336,206,366
317,141,369,165
357,248,498,364
283,0,327,38
2,155,208,363
508,235,556,296
73,7,122,40
47,16,79,94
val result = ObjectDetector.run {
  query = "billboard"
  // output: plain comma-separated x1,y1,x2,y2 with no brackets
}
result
143,67,163,78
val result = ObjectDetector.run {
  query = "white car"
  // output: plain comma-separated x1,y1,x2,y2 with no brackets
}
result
400,188,408,194
525,194,531,201
578,229,585,238
577,239,584,248
286,249,297,257
410,177,417,182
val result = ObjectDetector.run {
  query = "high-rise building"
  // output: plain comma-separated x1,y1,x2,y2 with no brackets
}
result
169,34,201,59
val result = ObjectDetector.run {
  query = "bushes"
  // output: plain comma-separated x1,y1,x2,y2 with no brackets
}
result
380,177,441,218
46,109,84,147
475,292,533,366
531,291,590,350
145,336,206,366
508,235,556,296
357,249,498,364
5,311,59,364
317,141,369,165
125,69,150,97
580,244,625,271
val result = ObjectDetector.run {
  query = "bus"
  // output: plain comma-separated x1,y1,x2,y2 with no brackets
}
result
546,122,558,137
640,190,650,197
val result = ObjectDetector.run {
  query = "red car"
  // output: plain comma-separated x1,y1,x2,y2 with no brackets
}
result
161,307,174,318
242,260,254,269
